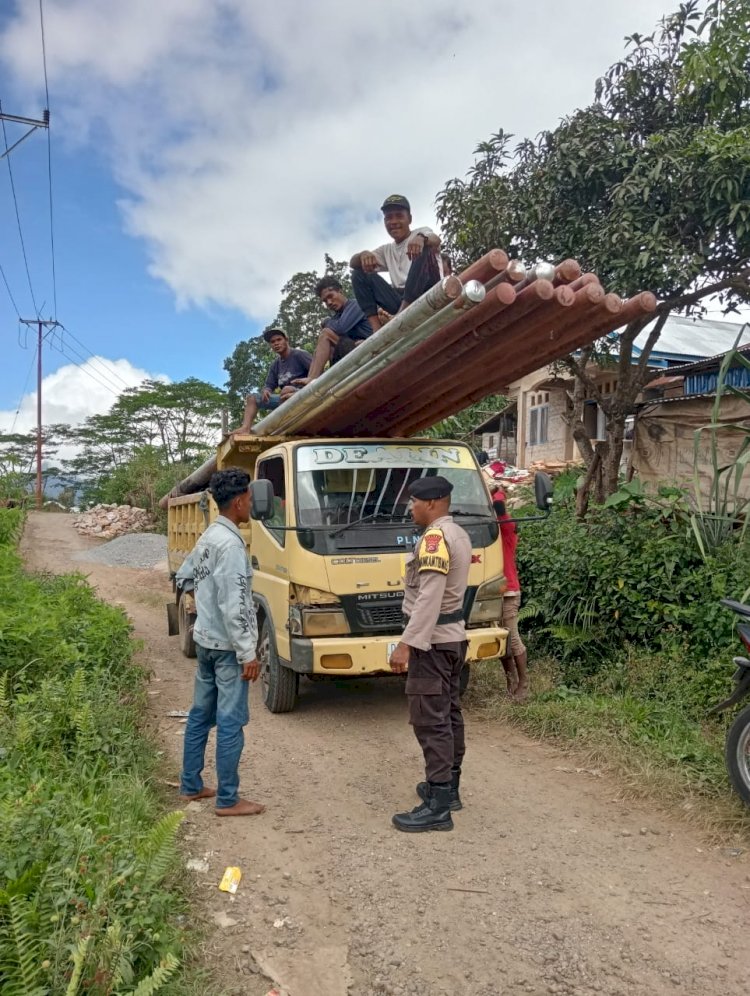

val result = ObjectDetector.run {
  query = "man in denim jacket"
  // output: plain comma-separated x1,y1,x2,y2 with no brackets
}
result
177,468,265,817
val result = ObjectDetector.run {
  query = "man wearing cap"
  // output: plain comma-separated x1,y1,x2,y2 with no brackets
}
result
350,195,442,332
234,328,312,433
389,476,471,832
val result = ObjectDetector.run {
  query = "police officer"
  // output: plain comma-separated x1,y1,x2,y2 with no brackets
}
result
389,476,471,832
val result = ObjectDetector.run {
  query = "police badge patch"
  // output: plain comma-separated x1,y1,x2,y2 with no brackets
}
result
417,529,450,574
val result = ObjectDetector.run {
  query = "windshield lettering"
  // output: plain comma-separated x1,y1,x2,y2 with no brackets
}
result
306,445,463,469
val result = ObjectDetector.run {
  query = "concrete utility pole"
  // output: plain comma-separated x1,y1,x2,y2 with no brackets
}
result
19,318,60,509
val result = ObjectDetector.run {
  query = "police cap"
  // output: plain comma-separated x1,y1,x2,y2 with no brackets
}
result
408,476,453,501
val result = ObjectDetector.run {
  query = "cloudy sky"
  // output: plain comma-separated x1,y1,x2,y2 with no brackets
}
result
0,0,683,434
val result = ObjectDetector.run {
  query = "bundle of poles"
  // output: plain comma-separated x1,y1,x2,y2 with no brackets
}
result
253,249,657,438
158,251,656,507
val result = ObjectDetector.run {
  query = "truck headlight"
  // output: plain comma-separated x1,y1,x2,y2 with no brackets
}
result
289,605,350,637
468,576,507,626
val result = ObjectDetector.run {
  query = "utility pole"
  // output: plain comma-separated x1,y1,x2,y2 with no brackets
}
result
0,108,49,160
19,318,60,509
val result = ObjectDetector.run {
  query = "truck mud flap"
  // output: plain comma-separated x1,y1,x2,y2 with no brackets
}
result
166,601,179,636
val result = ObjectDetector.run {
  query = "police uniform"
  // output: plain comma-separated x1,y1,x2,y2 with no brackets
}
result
392,476,471,833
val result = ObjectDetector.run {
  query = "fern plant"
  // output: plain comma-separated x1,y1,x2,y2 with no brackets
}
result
134,812,183,891
65,934,93,996
129,952,180,995
0,893,47,996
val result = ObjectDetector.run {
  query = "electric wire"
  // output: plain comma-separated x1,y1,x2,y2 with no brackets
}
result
39,0,57,318
51,341,122,398
51,332,131,396
58,324,133,389
8,346,38,434
0,103,40,317
38,0,50,109
0,259,22,318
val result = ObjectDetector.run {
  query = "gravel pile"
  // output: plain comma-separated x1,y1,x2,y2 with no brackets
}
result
73,532,168,570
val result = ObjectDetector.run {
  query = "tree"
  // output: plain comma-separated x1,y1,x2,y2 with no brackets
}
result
224,255,351,419
64,378,226,513
436,0,750,499
426,395,508,444
0,425,71,503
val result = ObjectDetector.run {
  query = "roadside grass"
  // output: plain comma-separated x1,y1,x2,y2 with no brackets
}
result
467,654,750,840
0,507,220,995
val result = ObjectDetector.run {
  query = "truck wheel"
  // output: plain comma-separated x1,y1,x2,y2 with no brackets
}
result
459,663,471,697
259,618,298,714
725,704,750,806
178,597,197,659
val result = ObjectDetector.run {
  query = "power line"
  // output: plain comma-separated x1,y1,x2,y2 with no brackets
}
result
0,259,21,318
9,346,38,434
38,0,50,109
51,340,122,398
58,324,133,389
39,0,57,318
45,130,56,317
51,333,130,396
0,102,39,316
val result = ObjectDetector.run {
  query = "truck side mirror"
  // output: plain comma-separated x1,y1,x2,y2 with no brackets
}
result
250,479,275,520
534,472,553,513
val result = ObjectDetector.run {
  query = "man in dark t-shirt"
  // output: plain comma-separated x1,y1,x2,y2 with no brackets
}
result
293,277,372,384
234,328,311,432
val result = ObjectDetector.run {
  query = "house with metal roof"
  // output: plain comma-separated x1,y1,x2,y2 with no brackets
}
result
472,316,750,469
631,338,750,501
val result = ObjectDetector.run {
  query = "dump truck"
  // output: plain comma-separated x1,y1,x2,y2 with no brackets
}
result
162,249,653,712
165,433,554,713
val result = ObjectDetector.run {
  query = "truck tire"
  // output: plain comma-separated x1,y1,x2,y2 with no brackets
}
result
459,663,471,697
259,618,298,714
725,704,750,807
178,596,197,659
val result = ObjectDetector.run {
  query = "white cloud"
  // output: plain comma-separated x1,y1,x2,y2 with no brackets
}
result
0,0,676,319
0,355,168,459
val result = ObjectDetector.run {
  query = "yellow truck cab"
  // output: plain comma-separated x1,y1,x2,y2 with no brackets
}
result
167,434,509,713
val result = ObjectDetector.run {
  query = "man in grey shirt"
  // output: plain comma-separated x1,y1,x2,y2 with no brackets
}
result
235,328,311,432
178,468,265,817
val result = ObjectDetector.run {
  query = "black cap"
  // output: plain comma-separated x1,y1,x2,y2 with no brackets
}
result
263,327,287,343
380,194,410,213
408,476,453,501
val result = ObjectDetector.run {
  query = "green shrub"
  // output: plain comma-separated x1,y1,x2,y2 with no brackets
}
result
517,499,750,676
0,508,198,994
0,508,24,547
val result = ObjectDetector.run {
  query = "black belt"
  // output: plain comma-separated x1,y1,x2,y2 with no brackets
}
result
402,609,464,627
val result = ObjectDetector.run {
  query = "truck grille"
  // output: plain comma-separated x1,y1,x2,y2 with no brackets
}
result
356,603,404,630
340,593,404,634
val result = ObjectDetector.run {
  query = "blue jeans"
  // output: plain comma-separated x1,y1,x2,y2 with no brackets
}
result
180,645,250,809
252,390,298,411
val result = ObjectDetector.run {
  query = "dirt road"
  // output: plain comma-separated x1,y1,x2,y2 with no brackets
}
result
21,512,750,996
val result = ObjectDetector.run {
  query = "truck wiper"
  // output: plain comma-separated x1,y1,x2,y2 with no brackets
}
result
329,511,410,536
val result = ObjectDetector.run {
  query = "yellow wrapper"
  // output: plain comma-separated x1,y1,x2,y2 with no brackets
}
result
218,866,242,894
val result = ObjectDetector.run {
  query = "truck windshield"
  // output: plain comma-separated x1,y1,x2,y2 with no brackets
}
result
295,443,492,538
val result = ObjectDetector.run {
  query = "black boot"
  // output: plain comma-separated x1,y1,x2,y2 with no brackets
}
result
392,783,454,833
416,767,462,811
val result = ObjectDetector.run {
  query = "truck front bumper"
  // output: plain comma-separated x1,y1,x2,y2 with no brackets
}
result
289,626,508,675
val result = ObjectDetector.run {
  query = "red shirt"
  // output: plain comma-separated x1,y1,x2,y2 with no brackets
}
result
493,489,520,594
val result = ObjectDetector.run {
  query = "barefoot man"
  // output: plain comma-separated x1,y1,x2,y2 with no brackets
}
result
178,468,266,817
